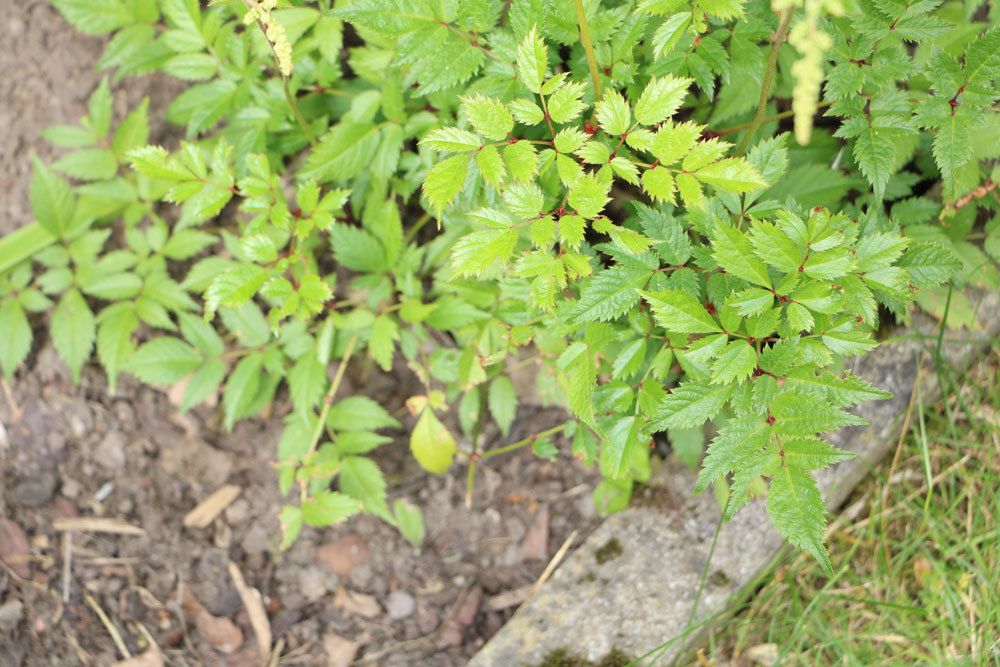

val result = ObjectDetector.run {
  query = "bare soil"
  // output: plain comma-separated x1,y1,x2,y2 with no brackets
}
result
0,5,601,666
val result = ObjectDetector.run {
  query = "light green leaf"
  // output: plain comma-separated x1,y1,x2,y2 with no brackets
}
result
370,315,399,371
394,500,425,547
451,229,518,276
710,222,772,288
51,288,95,383
515,26,547,93
710,340,757,385
301,490,362,526
328,396,400,432
568,173,610,219
574,264,652,322
461,94,514,141
222,352,263,430
420,127,482,153
488,376,517,436
30,157,76,238
339,456,391,521
694,158,765,193
641,166,676,203
423,154,469,216
128,336,201,386
594,90,631,136
634,75,692,125
0,301,32,377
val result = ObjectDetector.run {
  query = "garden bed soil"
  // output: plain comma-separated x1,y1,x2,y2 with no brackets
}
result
0,4,602,666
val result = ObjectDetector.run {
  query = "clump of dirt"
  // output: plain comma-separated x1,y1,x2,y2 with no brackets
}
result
594,538,624,565
534,646,634,667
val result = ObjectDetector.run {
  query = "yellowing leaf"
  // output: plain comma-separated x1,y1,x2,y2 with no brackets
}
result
410,408,457,474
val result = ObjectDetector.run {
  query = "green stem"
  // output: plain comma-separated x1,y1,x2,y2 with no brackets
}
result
465,461,477,509
716,100,832,137
299,335,358,501
574,0,603,101
403,212,432,244
481,423,567,459
735,6,795,154
283,78,317,148
672,512,725,666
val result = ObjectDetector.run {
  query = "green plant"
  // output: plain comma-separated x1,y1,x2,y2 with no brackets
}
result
1,0,996,569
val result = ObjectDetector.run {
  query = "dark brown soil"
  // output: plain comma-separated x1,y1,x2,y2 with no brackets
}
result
0,5,601,666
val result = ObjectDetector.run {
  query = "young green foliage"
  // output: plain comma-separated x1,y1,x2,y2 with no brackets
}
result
3,0,991,567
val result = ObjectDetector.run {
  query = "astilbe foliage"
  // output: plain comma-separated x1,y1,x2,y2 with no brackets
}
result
0,0,992,568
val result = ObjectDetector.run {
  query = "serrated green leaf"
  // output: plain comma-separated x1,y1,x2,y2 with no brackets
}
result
128,336,201,386
695,158,765,193
516,26,547,93
301,490,362,526
652,381,734,430
31,157,76,238
420,127,482,152
339,455,391,521
710,340,757,385
51,288,94,383
595,90,631,136
642,288,721,334
897,241,961,287
370,315,399,371
574,264,653,322
568,173,610,219
0,301,32,378
488,375,517,436
634,75,692,125
461,94,514,141
710,222,772,288
328,396,400,432
768,465,832,574
222,352,263,430
423,154,469,215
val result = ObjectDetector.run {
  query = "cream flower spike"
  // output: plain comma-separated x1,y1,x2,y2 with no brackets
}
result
242,0,292,77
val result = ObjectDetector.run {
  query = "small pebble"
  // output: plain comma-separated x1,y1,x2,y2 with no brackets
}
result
386,590,416,620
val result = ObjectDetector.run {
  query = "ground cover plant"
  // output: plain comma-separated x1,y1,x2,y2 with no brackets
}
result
0,0,996,576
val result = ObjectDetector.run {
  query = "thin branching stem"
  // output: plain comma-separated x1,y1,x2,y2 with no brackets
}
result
574,0,603,101
300,335,358,501
735,6,795,154
480,423,567,459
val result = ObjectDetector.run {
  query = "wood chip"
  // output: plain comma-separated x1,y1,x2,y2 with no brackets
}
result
53,517,145,536
516,505,549,563
485,585,531,611
227,560,272,662
332,588,381,619
0,518,32,579
435,586,482,648
184,485,243,529
112,647,164,667
745,643,779,665
315,534,370,576
323,633,361,667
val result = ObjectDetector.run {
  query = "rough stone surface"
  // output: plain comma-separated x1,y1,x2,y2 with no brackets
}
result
470,290,1000,666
